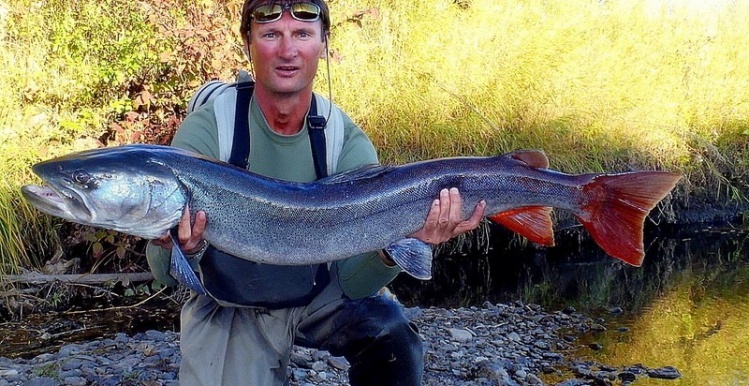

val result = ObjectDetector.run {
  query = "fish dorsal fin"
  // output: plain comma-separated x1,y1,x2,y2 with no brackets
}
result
488,206,555,246
508,150,549,169
316,164,394,185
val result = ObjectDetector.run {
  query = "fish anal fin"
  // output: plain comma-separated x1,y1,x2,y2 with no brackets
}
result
488,206,555,246
577,171,681,266
509,150,550,169
386,238,433,280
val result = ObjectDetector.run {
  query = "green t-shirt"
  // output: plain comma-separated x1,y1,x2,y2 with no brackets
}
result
146,94,400,300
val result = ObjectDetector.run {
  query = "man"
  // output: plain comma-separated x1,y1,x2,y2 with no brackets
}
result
146,1,486,385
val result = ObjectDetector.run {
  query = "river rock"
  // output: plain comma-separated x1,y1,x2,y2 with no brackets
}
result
0,303,684,386
648,366,682,379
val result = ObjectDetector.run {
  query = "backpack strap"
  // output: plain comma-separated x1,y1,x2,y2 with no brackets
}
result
307,96,328,179
187,80,233,114
228,79,255,169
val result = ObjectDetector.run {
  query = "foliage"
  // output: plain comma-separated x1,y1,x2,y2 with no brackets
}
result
0,0,243,271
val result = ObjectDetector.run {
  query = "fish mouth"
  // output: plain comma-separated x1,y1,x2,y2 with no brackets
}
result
21,181,93,222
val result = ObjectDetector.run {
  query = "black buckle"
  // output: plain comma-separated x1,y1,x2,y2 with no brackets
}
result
307,115,327,130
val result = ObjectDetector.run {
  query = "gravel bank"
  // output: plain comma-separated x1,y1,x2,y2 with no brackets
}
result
0,301,681,386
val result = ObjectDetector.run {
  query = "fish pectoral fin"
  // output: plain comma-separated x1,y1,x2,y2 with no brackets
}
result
385,238,433,280
488,207,555,246
168,232,207,295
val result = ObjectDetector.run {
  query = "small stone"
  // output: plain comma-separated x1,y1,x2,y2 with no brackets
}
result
139,343,157,357
327,356,349,371
145,330,166,341
23,377,59,386
533,340,550,350
648,366,681,379
448,328,473,342
542,352,564,360
58,344,84,357
618,371,637,382
609,307,623,314
526,373,544,384
311,361,326,371
290,352,313,368
312,371,328,382
63,376,87,386
589,343,603,350
590,323,607,331
291,369,308,381
60,359,84,371
114,333,129,344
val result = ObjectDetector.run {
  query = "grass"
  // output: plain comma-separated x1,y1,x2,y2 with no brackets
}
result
1,0,749,272
329,0,749,171
0,0,179,272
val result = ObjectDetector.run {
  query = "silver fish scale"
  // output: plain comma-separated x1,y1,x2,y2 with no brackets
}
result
158,148,589,266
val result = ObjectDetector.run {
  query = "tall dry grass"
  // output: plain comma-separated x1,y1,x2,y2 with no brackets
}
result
327,0,749,173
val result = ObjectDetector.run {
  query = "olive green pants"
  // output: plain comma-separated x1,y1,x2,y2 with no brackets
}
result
178,277,424,386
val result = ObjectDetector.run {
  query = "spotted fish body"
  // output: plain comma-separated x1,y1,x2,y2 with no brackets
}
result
22,145,680,288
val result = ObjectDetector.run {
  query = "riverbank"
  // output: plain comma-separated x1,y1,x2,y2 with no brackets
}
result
0,301,681,386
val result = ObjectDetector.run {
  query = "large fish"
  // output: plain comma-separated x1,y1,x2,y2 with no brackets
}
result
21,145,680,293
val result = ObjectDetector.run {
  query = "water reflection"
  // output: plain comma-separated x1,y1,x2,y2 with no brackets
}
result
571,227,749,386
392,224,749,385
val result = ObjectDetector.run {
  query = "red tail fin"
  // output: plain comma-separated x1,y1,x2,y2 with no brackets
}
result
576,171,680,266
488,206,555,246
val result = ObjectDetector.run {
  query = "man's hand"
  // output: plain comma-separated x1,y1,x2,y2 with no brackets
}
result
150,205,208,254
410,188,486,245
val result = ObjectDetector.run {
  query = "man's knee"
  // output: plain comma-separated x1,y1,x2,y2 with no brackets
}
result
328,295,423,385
325,295,422,357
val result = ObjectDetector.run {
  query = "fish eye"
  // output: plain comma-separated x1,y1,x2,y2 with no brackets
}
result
72,170,91,185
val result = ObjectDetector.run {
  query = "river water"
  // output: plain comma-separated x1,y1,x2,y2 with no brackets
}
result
393,223,749,386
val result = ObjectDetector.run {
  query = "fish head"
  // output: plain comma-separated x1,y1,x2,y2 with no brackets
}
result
21,146,188,239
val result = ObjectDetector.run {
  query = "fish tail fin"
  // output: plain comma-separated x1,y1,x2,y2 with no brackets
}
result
385,238,433,280
488,206,556,246
577,171,681,266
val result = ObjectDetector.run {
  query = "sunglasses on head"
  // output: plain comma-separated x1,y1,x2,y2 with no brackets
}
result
251,2,322,24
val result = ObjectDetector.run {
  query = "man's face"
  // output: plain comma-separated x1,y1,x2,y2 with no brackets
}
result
248,10,326,96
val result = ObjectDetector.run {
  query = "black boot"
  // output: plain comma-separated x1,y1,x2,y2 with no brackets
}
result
320,296,424,386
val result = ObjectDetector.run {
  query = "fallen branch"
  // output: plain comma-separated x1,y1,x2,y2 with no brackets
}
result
65,286,169,314
1,272,154,285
